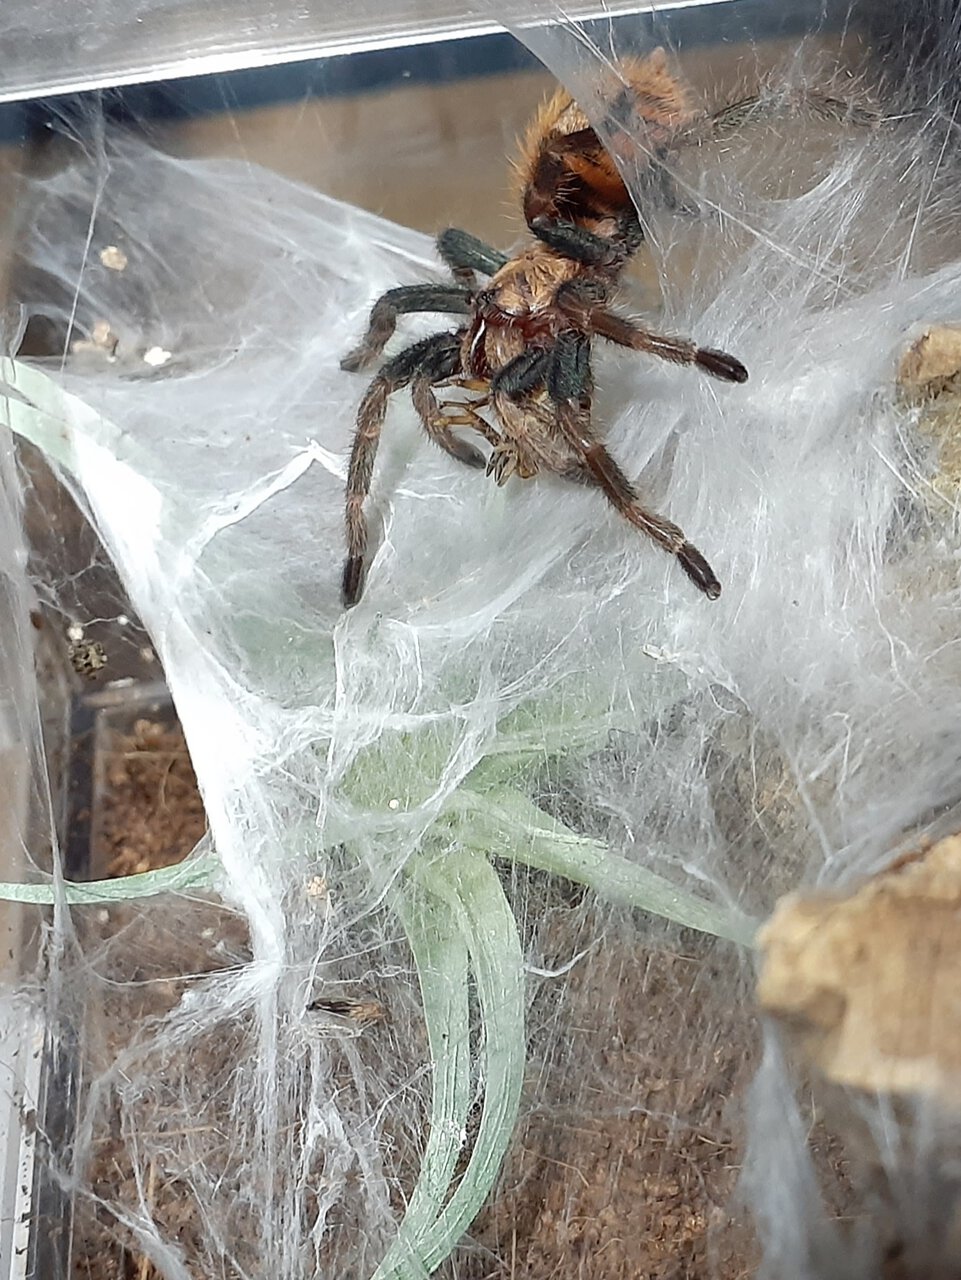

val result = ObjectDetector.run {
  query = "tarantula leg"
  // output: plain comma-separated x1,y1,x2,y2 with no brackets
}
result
554,398,721,599
546,330,593,404
437,230,511,290
490,349,551,398
436,228,509,286
679,87,879,147
341,285,472,373
411,379,487,470
640,161,701,218
342,332,461,607
560,297,748,384
527,216,628,267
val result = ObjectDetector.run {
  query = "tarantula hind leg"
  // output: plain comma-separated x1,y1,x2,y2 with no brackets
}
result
678,85,879,147
342,331,462,607
341,283,472,373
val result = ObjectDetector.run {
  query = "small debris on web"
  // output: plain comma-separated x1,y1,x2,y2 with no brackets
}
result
898,325,961,400
305,874,328,900
897,326,961,507
99,244,129,271
70,317,119,359
67,636,108,679
308,996,389,1028
143,345,172,367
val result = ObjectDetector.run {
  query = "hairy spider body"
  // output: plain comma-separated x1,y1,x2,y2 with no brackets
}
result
464,245,584,372
339,51,752,607
340,48,879,607
518,48,696,263
340,226,743,605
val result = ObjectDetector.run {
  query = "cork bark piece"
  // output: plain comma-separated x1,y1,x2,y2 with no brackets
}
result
757,835,961,1106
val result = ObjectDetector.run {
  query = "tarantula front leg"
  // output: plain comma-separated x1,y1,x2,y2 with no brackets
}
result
527,216,631,267
410,378,489,470
547,332,721,598
558,291,748,384
341,284,472,373
486,350,552,484
343,331,462,607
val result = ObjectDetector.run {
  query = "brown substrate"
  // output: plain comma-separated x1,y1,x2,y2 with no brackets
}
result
72,719,759,1279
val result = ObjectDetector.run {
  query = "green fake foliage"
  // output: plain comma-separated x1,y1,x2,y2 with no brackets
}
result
381,851,524,1280
1,360,756,1278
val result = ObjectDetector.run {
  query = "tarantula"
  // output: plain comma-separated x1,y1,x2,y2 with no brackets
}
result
340,50,867,607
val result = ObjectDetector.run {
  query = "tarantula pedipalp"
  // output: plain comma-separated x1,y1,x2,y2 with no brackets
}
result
339,50,753,608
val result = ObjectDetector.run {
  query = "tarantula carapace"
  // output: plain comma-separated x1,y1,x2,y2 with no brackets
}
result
340,49,750,607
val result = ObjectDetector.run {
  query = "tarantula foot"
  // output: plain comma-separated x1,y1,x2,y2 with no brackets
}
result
696,348,749,384
486,444,518,486
342,555,365,608
677,542,721,599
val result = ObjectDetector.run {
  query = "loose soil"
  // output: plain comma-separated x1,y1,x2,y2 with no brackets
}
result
72,718,762,1280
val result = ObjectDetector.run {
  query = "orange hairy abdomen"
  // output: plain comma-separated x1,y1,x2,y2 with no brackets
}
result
516,50,696,225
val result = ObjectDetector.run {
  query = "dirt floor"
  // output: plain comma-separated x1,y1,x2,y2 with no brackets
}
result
464,922,760,1280
68,714,767,1280
72,716,260,1280
96,718,207,879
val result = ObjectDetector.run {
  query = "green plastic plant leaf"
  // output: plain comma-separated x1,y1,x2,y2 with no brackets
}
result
374,849,525,1279
0,854,220,905
450,785,758,947
390,881,471,1273
1,356,752,1280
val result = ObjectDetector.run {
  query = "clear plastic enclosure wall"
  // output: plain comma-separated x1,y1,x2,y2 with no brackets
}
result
2,2,960,1280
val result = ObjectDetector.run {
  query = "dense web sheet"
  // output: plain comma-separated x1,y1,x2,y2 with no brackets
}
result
3,18,961,1277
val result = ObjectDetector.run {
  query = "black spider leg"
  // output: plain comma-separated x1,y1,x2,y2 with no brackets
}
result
341,285,472,373
545,330,593,405
490,349,550,397
343,331,463,607
436,228,508,286
547,331,722,599
636,151,700,218
527,216,629,267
